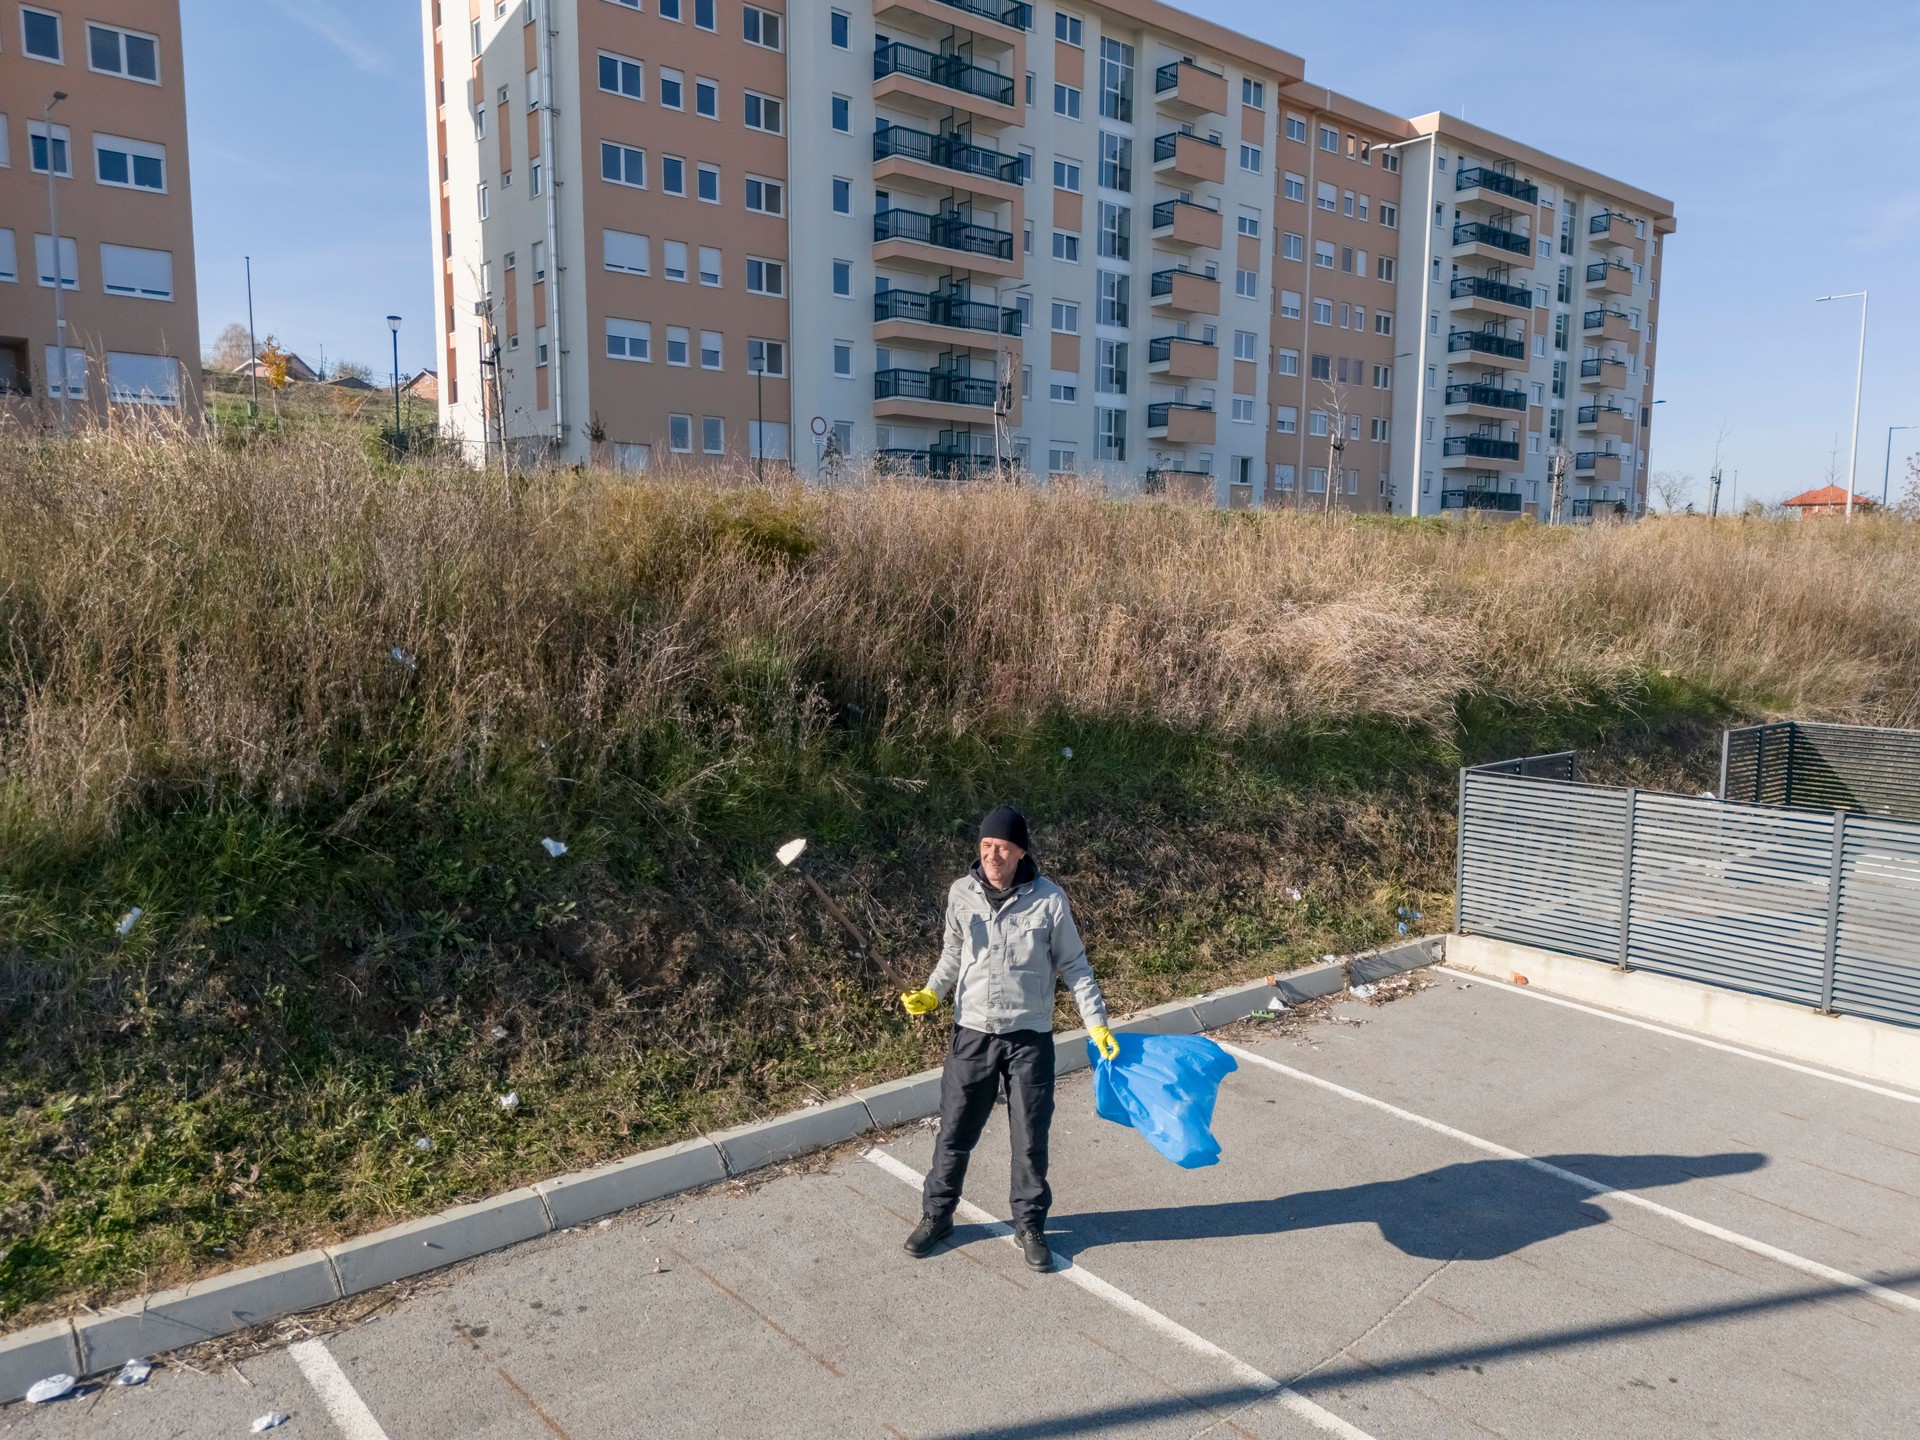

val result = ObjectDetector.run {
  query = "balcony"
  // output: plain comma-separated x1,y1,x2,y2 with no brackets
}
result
1153,59,1228,119
1589,210,1637,245
1575,450,1624,484
1579,355,1628,389
1147,335,1218,380
1577,403,1634,442
1149,268,1221,315
874,123,1023,199
1144,467,1215,502
1441,488,1524,515
1444,381,1528,418
1452,219,1531,261
873,40,1017,120
873,206,1018,274
873,286,1021,346
1585,259,1633,296
1454,166,1539,208
929,429,1003,478
1449,274,1535,320
1582,307,1633,343
1446,329,1527,369
1443,434,1522,470
874,447,931,475
1146,400,1216,444
1152,131,1226,186
876,0,1032,40
874,366,1005,425
1150,198,1223,249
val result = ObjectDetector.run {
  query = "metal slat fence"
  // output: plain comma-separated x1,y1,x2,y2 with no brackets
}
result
1721,721,1920,823
1458,739,1920,1029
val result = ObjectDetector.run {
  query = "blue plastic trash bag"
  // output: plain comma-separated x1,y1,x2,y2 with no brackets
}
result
1088,1032,1237,1169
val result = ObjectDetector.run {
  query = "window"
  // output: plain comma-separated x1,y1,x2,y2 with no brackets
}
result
1024,221,1033,254
1098,38,1133,122
0,230,15,283
1049,375,1077,402
598,52,643,99
1053,159,1081,192
1274,406,1298,433
830,94,849,132
1285,114,1307,143
1054,84,1082,119
1237,210,1261,238
1283,172,1305,203
1051,300,1079,334
698,245,721,286
1233,330,1257,362
1381,149,1400,174
1376,255,1396,282
830,10,850,47
532,239,546,280
1239,145,1262,173
1340,247,1355,273
93,134,168,192
88,22,159,82
1372,364,1392,389
1095,339,1127,393
696,78,717,118
1235,268,1257,298
747,92,785,133
44,345,85,398
666,327,691,366
743,5,781,49
664,240,688,282
1374,312,1394,336
1316,181,1336,212
1538,237,1553,259
1097,407,1126,461
1098,132,1131,191
832,259,852,296
1242,78,1265,109
477,181,489,217
531,160,544,195
1272,463,1296,491
601,141,646,188
700,330,723,369
1342,190,1354,217
1312,298,1333,325
606,318,651,361
1281,233,1304,262
659,67,684,109
1378,202,1398,228
107,352,178,405
662,155,685,195
1097,270,1129,327
34,234,78,289
669,414,693,452
1370,418,1390,442
1052,231,1080,262
1307,467,1328,493
694,0,715,30
1276,349,1299,377
1313,240,1334,269
833,342,853,377
614,443,649,475
474,107,486,139
100,243,172,299
1310,353,1332,381
28,120,71,176
1049,445,1077,475
697,163,719,202
1055,11,1082,44
1096,201,1128,260
1319,125,1338,152
1229,397,1254,424
22,6,61,61
746,175,785,214
1279,289,1302,320
748,338,786,375
746,256,784,295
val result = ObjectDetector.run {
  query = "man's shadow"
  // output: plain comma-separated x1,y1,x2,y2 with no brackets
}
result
1051,1152,1767,1262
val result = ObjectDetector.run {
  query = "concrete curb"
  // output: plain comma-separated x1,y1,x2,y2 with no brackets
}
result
0,939,1444,1401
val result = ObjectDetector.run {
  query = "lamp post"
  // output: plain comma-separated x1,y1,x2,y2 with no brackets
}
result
43,91,69,435
1374,135,1437,517
751,350,765,483
1884,425,1913,509
1815,290,1868,519
386,315,402,459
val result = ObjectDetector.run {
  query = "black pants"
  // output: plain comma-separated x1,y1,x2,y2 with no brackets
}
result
922,1026,1056,1231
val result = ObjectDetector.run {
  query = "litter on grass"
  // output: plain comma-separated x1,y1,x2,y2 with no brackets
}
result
1286,888,1303,902
776,838,808,867
1062,746,1074,759
412,1136,434,1151
490,1025,509,1040
497,1092,520,1112
25,1375,75,1404
389,647,417,671
114,1359,152,1387
116,907,144,936
540,838,568,858
252,1413,290,1432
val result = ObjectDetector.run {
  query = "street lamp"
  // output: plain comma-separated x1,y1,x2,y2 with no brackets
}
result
1884,425,1914,509
43,91,69,435
386,315,402,459
1815,290,1868,519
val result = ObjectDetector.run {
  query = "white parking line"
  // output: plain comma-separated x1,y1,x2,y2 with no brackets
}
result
1435,965,1920,1105
289,1339,391,1440
862,1148,1377,1440
1219,1041,1920,1318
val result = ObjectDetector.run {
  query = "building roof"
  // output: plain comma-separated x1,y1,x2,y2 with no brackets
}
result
1406,113,1677,229
1783,484,1877,509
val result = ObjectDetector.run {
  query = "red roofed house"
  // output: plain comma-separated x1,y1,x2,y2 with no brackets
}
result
1783,484,1876,518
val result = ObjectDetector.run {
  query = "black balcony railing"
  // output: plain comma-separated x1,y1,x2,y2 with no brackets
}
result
874,447,931,474
873,207,1015,260
1151,198,1219,232
1576,403,1624,424
1455,166,1539,205
1585,260,1632,284
1589,210,1623,234
873,40,1016,105
1443,435,1521,461
873,287,1020,335
1574,450,1618,471
924,0,1032,30
1447,330,1526,360
1450,275,1534,309
1583,308,1629,331
1570,497,1597,518
874,123,1022,183
1147,400,1214,428
1442,488,1523,513
1154,58,1223,93
1445,382,1528,411
1579,356,1626,378
1153,131,1222,163
874,367,999,408
1147,335,1215,363
1453,220,1530,256
1150,268,1215,299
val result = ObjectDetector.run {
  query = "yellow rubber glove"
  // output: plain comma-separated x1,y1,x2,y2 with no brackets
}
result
1089,1025,1120,1061
900,988,939,1016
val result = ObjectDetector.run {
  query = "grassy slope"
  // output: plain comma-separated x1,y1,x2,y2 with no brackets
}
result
2,439,1916,1325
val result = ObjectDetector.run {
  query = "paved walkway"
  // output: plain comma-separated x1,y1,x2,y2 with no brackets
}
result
7,970,1919,1438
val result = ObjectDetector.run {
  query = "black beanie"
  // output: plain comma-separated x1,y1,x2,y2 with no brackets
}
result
979,805,1031,854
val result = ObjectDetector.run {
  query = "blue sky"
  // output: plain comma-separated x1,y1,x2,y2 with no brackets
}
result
183,0,1920,504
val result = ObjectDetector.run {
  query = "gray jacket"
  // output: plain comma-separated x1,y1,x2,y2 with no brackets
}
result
925,868,1109,1035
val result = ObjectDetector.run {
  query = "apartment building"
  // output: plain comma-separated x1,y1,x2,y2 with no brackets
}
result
0,0,199,416
421,0,1673,518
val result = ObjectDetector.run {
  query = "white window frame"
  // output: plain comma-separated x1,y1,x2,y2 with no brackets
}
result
99,242,172,299
28,120,71,177
744,91,785,134
742,4,782,50
106,351,179,406
658,67,685,110
699,329,724,370
745,256,785,296
1053,84,1082,119
597,51,644,100
666,326,691,366
21,6,63,62
745,174,785,215
600,141,647,189
87,21,160,83
606,317,652,361
698,245,722,287
603,229,650,275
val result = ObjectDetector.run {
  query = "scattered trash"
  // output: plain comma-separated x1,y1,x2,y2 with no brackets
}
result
1397,922,1408,935
537,738,552,751
490,1025,509,1040
1350,983,1378,999
597,1218,613,1229
1061,746,1074,759
252,1413,290,1432
1286,888,1303,903
496,1092,520,1113
1697,790,1716,799
540,838,568,858
1395,907,1424,921
114,1359,152,1387
1266,995,1289,1011
389,646,417,671
1322,954,1338,965
116,907,144,937
1510,973,1530,986
25,1375,75,1404
775,838,808,867
412,1136,434,1152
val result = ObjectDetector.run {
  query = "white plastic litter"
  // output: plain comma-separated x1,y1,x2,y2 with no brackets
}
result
497,1092,520,1112
775,838,808,867
1266,995,1289,1012
1397,922,1409,935
1350,983,1378,999
252,1413,290,1432
490,1025,509,1040
114,1359,152,1387
1061,746,1074,759
25,1375,75,1404
116,907,144,937
412,1136,434,1151
1287,888,1303,902
540,838,568,857
389,646,416,671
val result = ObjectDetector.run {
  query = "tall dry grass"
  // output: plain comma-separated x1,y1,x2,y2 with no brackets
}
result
4,433,1919,847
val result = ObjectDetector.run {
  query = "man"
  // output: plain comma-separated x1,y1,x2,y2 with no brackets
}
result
898,806,1118,1272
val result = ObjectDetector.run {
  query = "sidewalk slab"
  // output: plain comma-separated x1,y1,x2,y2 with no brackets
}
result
856,1070,943,1130
326,1187,551,1297
535,1137,727,1230
0,1320,79,1406
1114,999,1205,1035
75,1252,341,1376
712,1095,873,1176
1350,936,1446,984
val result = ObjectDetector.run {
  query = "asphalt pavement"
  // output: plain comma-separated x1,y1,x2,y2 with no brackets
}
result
7,969,1919,1439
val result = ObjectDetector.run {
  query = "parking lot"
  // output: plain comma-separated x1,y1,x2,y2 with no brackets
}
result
8,968,1919,1439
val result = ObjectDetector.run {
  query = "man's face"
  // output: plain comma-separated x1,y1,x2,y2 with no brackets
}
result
979,837,1024,890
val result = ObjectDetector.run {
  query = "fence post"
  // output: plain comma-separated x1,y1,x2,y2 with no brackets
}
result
1454,767,1469,934
1783,723,1796,809
1616,787,1636,971
1817,810,1846,1014
1717,728,1730,801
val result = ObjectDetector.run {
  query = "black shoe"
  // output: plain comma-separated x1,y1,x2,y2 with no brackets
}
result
903,1214,953,1258
1014,1227,1054,1273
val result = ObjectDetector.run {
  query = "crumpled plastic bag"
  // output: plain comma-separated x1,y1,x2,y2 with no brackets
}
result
1087,1032,1237,1169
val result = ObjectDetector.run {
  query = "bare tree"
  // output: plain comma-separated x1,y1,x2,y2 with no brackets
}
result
1546,444,1573,524
206,322,253,371
1317,378,1355,513
1651,470,1695,513
331,359,374,384
1898,453,1920,518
